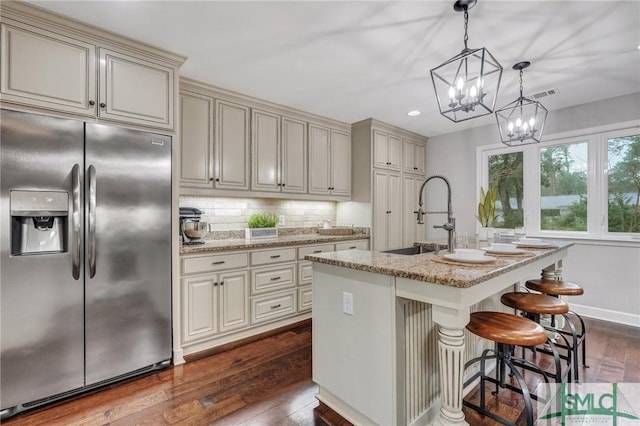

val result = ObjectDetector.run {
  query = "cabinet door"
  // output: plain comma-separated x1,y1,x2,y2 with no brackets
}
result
372,170,389,251
215,100,250,190
218,270,249,333
330,129,351,197
99,49,174,129
251,109,280,192
1,23,96,116
180,92,214,188
388,135,402,171
403,176,425,246
308,124,331,195
387,173,403,249
373,130,390,169
414,141,426,175
182,275,217,343
281,117,307,193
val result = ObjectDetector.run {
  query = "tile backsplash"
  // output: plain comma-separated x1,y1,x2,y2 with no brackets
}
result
179,196,337,231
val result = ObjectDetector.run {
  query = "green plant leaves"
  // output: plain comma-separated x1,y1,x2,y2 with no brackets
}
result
246,212,279,228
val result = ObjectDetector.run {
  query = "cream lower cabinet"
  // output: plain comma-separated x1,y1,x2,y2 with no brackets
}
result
0,6,183,130
182,270,249,344
373,171,403,251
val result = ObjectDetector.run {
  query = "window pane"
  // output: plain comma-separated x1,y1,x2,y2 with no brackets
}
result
540,143,588,231
489,152,524,228
608,135,640,233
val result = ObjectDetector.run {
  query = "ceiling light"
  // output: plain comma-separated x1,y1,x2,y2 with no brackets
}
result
495,61,548,146
430,0,503,123
407,110,421,117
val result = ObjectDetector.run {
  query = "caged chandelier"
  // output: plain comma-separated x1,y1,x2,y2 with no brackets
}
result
495,61,548,146
430,0,503,122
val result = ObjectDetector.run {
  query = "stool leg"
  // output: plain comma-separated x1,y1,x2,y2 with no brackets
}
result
504,356,535,426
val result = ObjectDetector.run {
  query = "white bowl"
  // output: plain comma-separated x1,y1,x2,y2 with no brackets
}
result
454,248,485,260
518,237,542,244
489,243,517,252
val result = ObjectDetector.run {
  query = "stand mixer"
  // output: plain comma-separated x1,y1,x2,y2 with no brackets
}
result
179,207,207,245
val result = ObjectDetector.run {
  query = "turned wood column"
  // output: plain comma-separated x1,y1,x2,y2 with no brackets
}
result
432,305,470,426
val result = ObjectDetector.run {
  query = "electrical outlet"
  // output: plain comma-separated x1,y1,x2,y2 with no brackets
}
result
342,291,353,315
279,214,285,226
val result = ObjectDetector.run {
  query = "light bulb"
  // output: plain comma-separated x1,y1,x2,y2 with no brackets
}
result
469,85,477,99
508,122,514,132
522,122,529,132
529,117,536,128
515,118,522,127
448,86,455,100
476,76,483,89
456,77,464,91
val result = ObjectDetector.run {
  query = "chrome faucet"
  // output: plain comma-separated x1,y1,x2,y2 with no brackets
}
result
414,175,456,253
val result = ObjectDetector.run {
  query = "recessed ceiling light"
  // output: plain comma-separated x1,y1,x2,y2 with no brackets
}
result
407,110,421,117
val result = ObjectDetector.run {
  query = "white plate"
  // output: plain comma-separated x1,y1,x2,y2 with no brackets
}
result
481,247,526,255
443,253,496,264
511,240,550,247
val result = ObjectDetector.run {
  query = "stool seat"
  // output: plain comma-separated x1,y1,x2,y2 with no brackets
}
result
501,292,569,315
525,279,584,296
467,311,547,347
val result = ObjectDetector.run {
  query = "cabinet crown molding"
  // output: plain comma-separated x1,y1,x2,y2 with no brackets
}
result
351,118,428,142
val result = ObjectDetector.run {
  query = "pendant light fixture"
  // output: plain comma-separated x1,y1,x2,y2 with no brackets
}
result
430,0,503,123
495,61,548,146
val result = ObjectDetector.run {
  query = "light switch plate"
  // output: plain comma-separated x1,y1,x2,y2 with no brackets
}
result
343,291,353,315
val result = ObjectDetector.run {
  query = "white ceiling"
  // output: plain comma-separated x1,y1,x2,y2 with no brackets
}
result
29,0,640,137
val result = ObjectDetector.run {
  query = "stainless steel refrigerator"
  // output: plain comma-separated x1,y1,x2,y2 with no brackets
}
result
0,109,172,418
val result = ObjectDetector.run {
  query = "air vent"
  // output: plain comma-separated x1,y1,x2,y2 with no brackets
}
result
531,88,559,99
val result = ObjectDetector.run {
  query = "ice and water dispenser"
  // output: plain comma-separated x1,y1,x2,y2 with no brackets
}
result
10,190,68,255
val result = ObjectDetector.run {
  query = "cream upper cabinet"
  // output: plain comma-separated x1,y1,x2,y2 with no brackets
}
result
373,130,401,171
252,111,307,193
215,100,250,190
372,171,402,251
0,4,183,131
403,138,427,175
98,49,174,129
308,124,351,197
179,91,214,188
1,22,97,116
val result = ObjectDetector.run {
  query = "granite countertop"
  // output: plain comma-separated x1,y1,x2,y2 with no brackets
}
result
304,241,573,288
180,233,370,254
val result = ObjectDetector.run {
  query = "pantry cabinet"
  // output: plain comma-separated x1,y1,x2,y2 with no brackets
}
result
403,176,427,247
0,5,184,131
372,171,402,251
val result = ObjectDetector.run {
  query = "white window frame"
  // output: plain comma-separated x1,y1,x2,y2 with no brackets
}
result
477,119,640,242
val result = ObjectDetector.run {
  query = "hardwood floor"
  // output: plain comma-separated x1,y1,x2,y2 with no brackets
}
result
3,317,639,426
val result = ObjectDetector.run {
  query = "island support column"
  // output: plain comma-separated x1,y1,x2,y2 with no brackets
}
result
432,305,470,426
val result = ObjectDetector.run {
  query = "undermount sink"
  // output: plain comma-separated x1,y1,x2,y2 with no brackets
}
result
382,245,435,255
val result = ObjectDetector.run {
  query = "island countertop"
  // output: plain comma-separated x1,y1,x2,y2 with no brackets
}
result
304,240,573,288
180,232,370,254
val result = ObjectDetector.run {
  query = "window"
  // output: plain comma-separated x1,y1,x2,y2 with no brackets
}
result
488,152,523,228
479,122,640,240
607,134,640,233
540,142,588,231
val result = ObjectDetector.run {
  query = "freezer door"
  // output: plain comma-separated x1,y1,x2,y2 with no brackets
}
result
0,110,85,410
84,123,172,385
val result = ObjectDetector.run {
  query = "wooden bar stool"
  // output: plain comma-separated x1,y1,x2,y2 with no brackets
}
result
525,279,588,382
464,311,549,426
500,292,573,383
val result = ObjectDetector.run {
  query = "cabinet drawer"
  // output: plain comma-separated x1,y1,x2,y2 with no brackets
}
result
298,261,313,286
250,247,296,266
182,252,248,275
297,244,335,260
298,286,312,312
335,240,369,251
251,290,297,324
251,264,296,295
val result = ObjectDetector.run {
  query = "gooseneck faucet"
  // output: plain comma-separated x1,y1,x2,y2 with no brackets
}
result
414,175,456,253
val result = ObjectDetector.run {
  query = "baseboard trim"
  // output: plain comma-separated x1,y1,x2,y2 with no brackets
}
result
570,303,640,327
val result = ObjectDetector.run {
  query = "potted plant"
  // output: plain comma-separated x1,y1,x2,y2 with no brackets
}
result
245,212,279,239
476,186,497,241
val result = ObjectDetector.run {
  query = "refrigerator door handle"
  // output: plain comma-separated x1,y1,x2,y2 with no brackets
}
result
88,164,97,279
72,164,81,280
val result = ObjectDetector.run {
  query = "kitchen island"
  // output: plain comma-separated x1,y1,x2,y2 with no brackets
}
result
306,242,572,426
